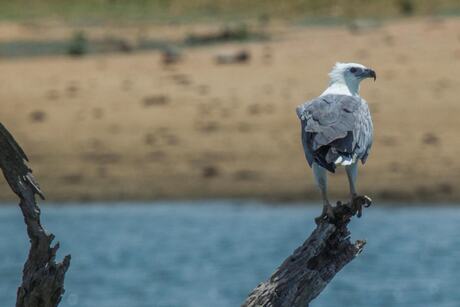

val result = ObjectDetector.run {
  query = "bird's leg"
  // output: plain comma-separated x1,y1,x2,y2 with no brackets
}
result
317,189,335,223
345,163,372,217
345,163,358,200
313,163,335,224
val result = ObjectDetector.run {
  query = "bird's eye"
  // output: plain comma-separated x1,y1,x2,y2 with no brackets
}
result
350,67,357,73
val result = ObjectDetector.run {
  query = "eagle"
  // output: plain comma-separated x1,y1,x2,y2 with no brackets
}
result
296,63,375,223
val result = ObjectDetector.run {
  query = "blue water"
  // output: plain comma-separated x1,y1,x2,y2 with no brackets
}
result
0,202,460,307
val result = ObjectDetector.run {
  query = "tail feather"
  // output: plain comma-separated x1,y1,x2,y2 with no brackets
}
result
334,155,353,166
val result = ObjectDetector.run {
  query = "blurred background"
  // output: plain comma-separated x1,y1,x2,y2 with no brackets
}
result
0,1,460,307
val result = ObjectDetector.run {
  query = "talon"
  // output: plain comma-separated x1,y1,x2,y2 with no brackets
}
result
350,195,372,217
357,205,362,218
352,195,371,207
314,205,336,225
326,206,335,220
363,195,372,207
314,215,324,225
314,212,329,225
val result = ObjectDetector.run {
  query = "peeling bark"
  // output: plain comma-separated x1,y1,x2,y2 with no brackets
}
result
242,197,371,307
0,123,70,307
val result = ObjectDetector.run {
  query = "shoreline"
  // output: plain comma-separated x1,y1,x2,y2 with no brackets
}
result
0,19,459,203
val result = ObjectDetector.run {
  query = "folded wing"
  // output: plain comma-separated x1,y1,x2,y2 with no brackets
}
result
296,94,373,172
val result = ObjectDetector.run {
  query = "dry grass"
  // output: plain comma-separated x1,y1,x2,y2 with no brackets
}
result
0,0,459,22
0,17,459,202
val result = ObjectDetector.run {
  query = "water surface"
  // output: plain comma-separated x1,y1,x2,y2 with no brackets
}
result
0,202,459,307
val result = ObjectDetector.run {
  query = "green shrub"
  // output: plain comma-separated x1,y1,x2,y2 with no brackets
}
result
67,31,88,57
397,0,415,16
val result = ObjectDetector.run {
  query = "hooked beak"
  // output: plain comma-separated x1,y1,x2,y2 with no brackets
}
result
364,68,376,81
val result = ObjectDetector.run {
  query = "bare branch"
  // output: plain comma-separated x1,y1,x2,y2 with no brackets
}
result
242,197,371,307
0,123,70,307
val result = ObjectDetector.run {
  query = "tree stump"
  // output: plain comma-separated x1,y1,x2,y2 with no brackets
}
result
242,196,371,307
0,123,70,307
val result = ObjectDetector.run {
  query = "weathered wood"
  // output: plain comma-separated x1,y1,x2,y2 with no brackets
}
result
242,197,371,307
0,123,70,307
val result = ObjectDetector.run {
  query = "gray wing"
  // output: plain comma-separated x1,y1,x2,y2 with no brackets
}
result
296,94,373,171
354,100,373,163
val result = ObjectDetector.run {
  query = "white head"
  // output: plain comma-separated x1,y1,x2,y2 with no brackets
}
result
324,62,376,96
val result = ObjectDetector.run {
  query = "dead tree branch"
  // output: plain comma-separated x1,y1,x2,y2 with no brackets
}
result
0,123,70,307
242,197,371,307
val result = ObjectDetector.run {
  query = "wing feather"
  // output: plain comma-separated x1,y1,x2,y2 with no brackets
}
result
297,94,373,170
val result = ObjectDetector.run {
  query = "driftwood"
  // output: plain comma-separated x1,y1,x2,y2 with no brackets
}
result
0,123,70,307
215,50,250,64
242,196,372,307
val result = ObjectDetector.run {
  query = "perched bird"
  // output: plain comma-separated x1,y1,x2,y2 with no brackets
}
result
296,63,375,223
